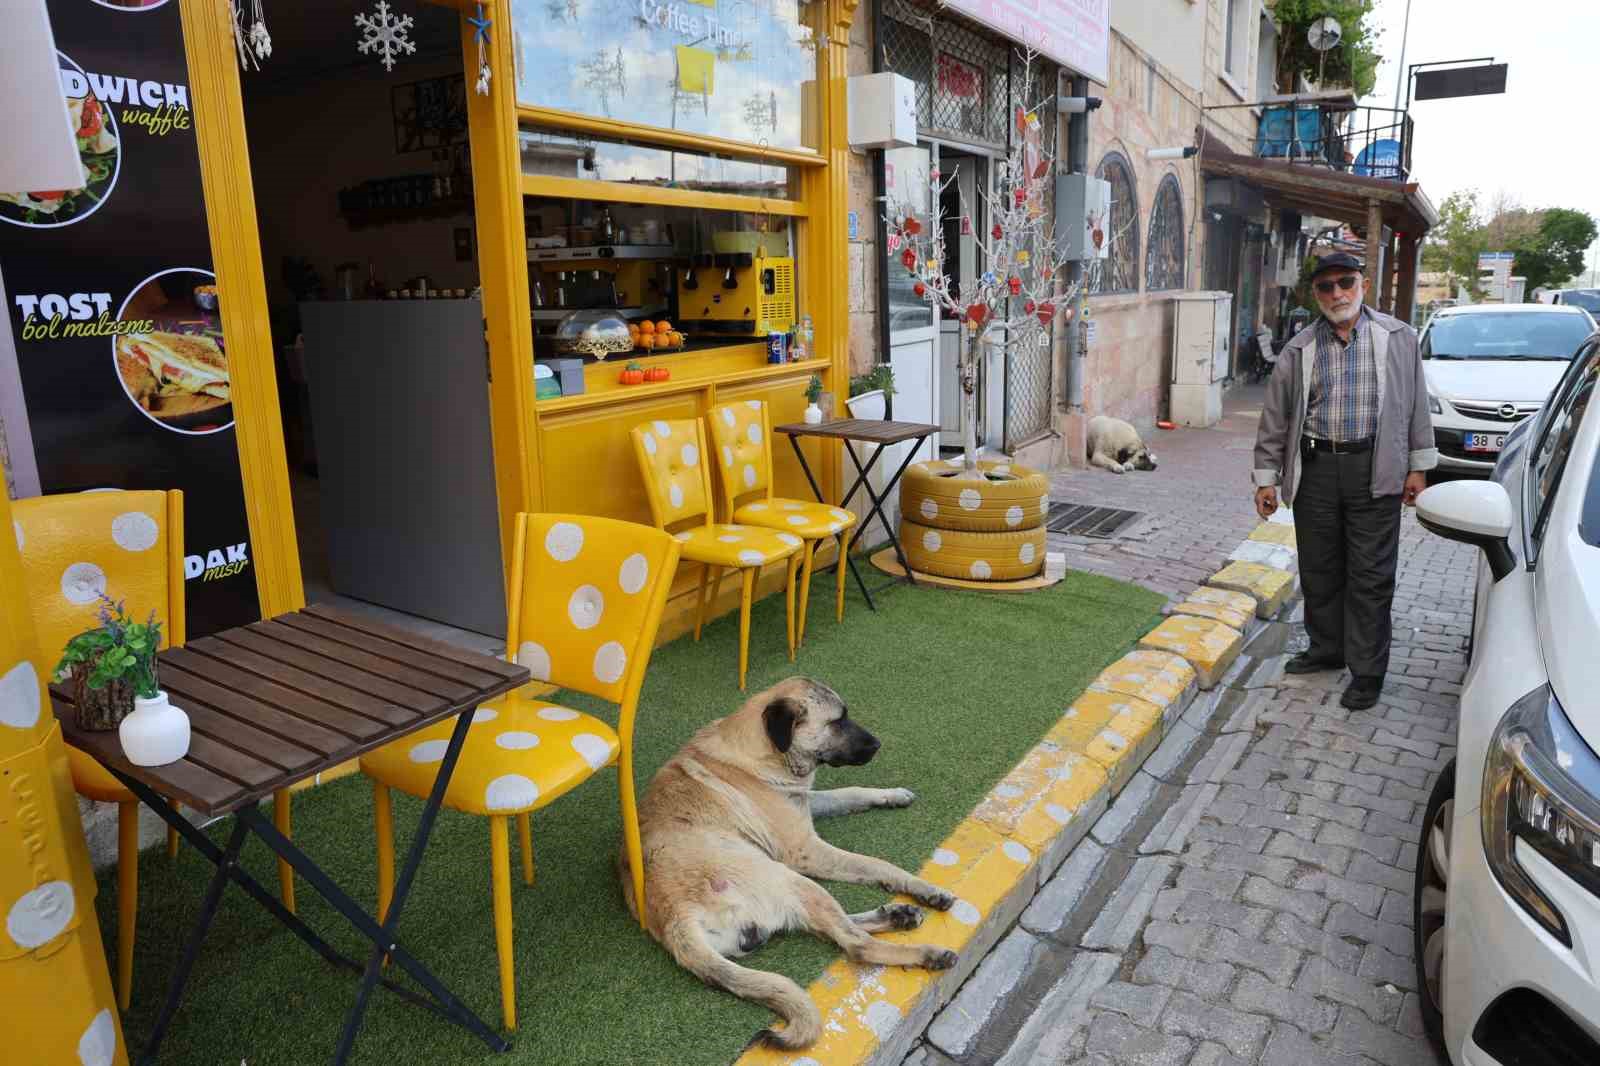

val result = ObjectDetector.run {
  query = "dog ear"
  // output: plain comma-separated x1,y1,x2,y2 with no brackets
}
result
763,696,804,754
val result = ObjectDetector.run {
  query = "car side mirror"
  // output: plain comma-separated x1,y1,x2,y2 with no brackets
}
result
1416,481,1516,581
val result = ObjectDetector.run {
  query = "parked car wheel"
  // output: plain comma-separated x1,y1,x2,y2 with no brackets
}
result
1413,758,1455,1062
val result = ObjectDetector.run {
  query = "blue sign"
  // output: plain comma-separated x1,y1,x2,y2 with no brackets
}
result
847,210,859,241
1353,139,1402,180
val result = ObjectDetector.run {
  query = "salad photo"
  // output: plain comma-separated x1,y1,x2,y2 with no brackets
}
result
0,54,120,228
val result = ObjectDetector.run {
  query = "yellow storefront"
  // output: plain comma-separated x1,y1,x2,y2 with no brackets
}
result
192,0,861,642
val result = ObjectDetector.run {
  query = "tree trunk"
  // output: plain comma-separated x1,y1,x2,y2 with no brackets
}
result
960,328,982,476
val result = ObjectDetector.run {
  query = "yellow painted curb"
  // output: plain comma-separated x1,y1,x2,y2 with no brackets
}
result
1248,522,1297,548
1170,598,1253,632
733,629,1195,1066
1088,649,1198,723
1208,560,1295,619
1139,615,1244,690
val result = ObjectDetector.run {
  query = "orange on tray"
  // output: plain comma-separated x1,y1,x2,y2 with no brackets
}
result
655,320,673,333
638,320,656,334
637,334,657,350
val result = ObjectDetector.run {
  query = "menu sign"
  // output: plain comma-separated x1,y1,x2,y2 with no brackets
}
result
0,0,261,636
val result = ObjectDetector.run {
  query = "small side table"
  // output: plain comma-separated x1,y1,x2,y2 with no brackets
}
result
774,418,939,610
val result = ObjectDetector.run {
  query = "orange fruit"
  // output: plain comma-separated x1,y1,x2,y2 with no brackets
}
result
669,331,684,347
656,320,672,333
638,334,656,350
638,320,655,334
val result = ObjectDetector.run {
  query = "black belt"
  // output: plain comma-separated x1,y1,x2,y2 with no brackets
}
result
1302,435,1374,455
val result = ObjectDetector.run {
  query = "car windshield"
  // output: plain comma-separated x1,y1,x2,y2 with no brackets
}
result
1425,312,1592,360
1559,290,1600,315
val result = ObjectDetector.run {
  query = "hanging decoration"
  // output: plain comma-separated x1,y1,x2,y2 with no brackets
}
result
355,0,416,73
231,0,272,71
468,3,493,95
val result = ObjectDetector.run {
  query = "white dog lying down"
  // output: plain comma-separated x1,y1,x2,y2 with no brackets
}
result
1087,415,1159,474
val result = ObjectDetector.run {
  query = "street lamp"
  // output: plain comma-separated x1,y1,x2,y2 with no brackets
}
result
1148,146,1198,160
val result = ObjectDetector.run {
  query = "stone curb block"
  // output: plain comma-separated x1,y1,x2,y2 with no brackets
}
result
732,645,1200,1066
1138,616,1245,690
1247,521,1297,549
1227,540,1297,572
1208,561,1295,618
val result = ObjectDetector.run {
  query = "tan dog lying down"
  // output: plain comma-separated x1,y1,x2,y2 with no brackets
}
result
1087,414,1159,473
621,678,957,1049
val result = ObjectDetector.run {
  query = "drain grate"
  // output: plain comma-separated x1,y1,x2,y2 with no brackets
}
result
1046,502,1143,538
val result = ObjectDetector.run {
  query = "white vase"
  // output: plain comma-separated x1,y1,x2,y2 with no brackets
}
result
803,401,823,424
119,690,190,767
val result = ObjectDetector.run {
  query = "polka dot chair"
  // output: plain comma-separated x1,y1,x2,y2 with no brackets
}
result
11,489,296,1011
359,513,682,1031
630,417,803,690
706,400,857,646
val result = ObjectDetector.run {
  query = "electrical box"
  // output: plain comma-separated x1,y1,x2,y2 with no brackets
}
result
1169,291,1232,427
1054,173,1113,261
847,72,916,150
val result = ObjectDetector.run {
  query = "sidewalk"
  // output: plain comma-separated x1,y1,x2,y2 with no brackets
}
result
907,385,1478,1066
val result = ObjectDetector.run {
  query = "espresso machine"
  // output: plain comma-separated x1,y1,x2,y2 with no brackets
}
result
528,243,674,354
676,249,796,335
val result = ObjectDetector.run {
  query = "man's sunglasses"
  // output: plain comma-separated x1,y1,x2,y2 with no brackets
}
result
1314,275,1360,295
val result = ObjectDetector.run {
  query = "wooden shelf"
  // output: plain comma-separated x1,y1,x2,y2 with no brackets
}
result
340,196,475,230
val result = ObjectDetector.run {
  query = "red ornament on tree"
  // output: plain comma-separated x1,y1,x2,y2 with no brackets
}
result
1008,276,1022,296
1036,301,1055,326
1024,299,1036,315
903,216,923,236
901,247,917,271
991,223,1003,240
967,303,988,325
1014,187,1026,206
913,281,926,297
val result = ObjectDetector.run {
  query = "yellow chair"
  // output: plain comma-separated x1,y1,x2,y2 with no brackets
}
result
707,400,858,645
630,417,802,690
361,513,682,1030
11,489,296,1010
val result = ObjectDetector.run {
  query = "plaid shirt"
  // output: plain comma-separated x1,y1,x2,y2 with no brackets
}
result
1305,306,1379,443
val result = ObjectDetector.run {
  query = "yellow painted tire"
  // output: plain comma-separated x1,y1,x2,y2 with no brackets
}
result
900,518,1046,581
900,459,1050,532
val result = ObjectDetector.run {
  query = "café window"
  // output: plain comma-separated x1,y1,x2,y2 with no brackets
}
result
520,128,792,199
511,0,822,152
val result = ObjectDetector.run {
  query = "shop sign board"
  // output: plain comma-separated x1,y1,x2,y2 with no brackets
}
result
0,0,261,638
940,0,1109,85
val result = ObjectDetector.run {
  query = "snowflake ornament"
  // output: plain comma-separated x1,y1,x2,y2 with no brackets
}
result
356,0,415,72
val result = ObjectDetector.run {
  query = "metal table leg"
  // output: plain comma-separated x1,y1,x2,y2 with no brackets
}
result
110,705,507,1063
841,435,928,584
787,433,878,609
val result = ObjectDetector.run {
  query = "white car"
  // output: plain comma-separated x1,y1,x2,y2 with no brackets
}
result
1412,331,1600,1063
1420,303,1596,476
1539,288,1600,317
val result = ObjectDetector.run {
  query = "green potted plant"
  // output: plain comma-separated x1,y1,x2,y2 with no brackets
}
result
803,372,824,424
56,595,161,732
847,364,897,420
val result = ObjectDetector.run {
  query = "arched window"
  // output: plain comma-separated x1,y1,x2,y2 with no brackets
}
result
1089,152,1139,295
1146,174,1186,292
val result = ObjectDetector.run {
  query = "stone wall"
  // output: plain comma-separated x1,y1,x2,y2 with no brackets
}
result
845,11,881,379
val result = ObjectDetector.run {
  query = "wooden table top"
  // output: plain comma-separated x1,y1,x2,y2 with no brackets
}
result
52,603,527,816
774,418,941,445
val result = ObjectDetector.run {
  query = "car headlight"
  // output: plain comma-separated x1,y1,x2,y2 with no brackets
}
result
1482,684,1600,946
1429,393,1444,414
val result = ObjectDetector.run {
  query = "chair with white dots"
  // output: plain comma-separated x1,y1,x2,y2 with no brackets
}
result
11,488,297,1011
706,400,857,647
359,513,682,1031
630,417,803,691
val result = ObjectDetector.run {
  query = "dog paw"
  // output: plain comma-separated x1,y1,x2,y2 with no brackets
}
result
881,903,925,930
915,886,957,911
921,947,959,971
881,788,916,808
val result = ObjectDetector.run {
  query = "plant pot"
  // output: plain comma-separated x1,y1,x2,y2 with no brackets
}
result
818,390,835,418
71,665,134,732
803,401,823,424
119,690,191,767
845,388,885,420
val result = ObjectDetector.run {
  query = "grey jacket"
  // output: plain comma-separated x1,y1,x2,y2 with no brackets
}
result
1252,307,1438,506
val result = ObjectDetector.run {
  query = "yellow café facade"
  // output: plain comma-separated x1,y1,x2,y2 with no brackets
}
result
180,0,859,637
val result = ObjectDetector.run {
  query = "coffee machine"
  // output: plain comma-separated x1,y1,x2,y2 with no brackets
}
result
676,250,795,335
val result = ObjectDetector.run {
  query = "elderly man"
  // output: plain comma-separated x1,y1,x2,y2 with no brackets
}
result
1252,252,1437,710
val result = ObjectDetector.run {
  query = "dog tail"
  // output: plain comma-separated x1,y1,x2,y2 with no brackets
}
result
663,919,821,1050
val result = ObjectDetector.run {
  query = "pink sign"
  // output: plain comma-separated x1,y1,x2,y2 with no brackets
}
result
940,0,1109,85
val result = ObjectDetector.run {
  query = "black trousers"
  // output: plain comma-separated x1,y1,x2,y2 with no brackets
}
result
1293,446,1403,679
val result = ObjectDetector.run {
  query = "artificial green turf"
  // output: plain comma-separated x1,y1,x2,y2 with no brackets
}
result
100,569,1162,1066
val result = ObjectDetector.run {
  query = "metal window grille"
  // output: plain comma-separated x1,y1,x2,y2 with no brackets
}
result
880,0,1058,447
1089,152,1139,295
1146,174,1186,292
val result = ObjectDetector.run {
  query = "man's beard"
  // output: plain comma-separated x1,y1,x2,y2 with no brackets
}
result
1324,301,1362,325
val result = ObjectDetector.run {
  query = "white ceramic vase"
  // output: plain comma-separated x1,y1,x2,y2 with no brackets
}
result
119,690,190,767
803,401,823,424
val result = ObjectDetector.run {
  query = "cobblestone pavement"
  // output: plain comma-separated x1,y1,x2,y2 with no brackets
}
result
907,387,1479,1066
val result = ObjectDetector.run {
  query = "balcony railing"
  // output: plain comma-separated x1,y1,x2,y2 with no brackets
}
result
1254,103,1414,182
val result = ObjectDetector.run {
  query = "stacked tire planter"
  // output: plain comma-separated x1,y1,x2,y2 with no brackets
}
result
899,458,1051,581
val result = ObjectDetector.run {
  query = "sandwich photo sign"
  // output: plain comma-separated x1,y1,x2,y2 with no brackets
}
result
0,0,259,637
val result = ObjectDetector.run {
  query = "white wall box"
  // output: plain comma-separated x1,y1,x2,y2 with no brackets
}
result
847,73,916,150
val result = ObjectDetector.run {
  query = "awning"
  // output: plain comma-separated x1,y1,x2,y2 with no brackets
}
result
1199,137,1438,236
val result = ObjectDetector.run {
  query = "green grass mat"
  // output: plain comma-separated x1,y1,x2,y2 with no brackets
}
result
101,569,1162,1065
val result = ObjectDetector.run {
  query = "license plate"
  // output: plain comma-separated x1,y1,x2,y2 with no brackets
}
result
1464,432,1506,453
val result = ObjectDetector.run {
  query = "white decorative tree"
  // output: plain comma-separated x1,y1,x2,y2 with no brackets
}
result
884,50,1104,478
